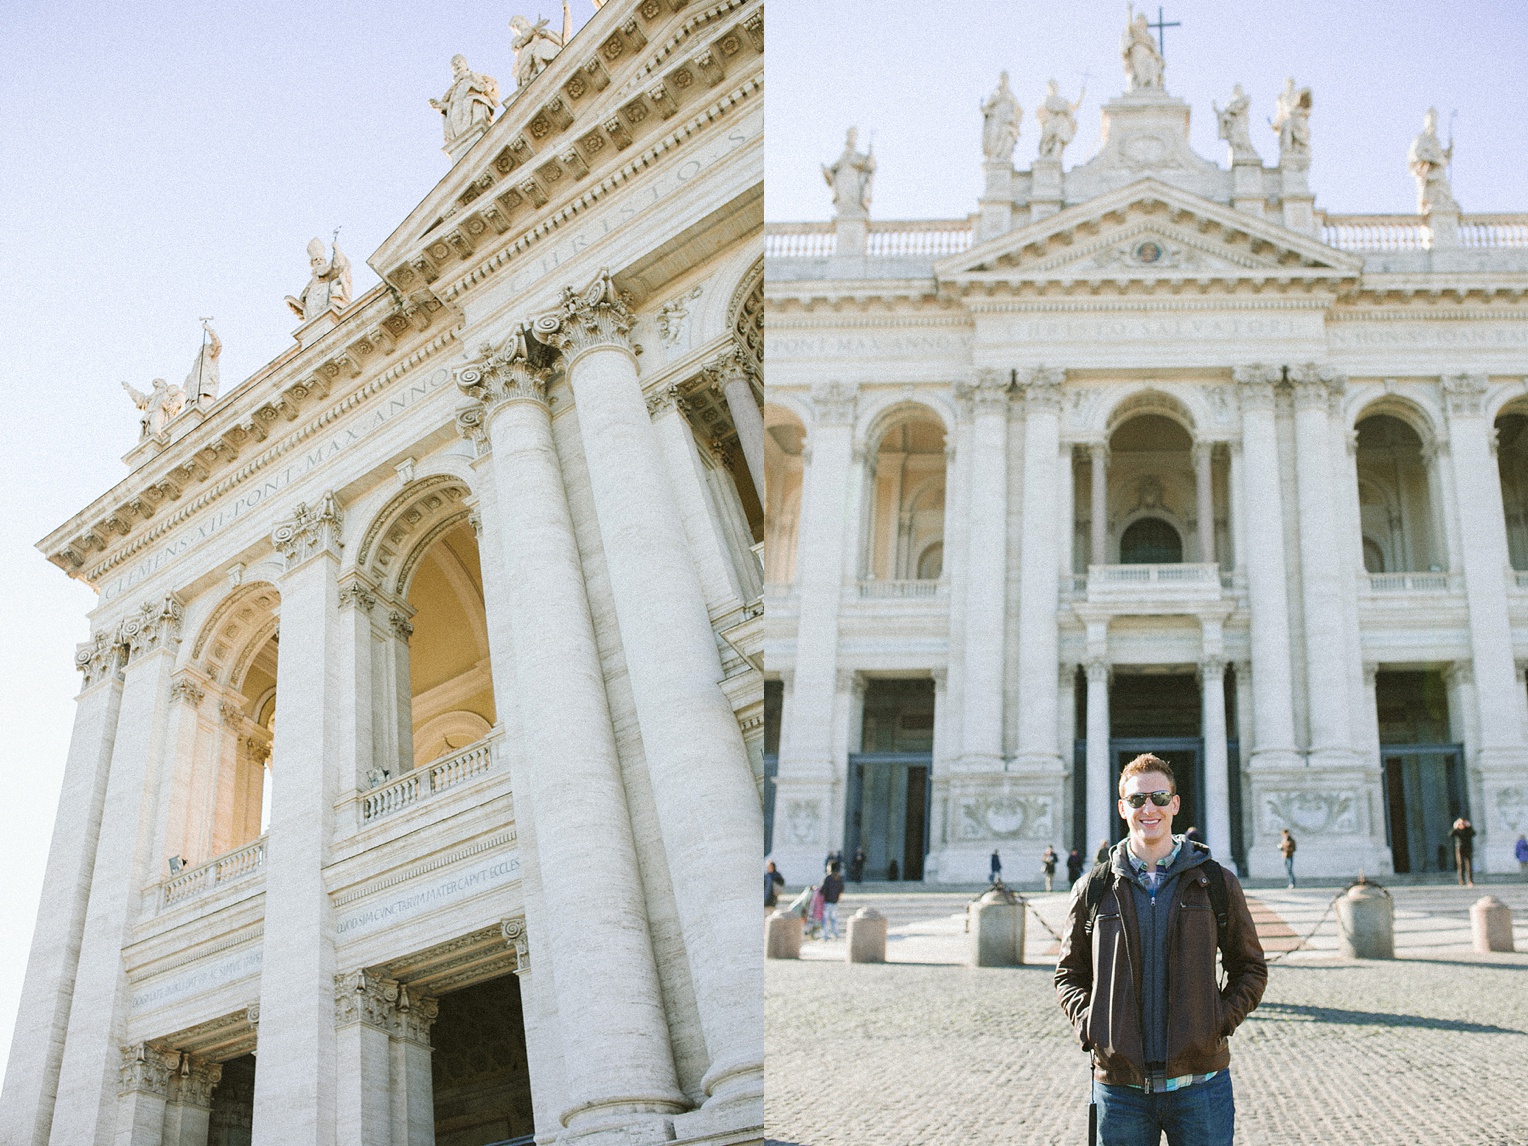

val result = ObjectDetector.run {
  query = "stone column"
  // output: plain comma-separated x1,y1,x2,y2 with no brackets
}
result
1193,441,1216,565
1015,366,1066,771
957,369,1009,772
455,332,686,1131
48,596,183,1146
333,973,395,1146
1085,658,1112,852
383,605,415,775
161,1054,222,1146
1442,373,1528,871
113,1045,178,1146
1231,366,1299,768
550,271,761,1109
1201,656,1232,862
717,354,765,496
1290,365,1355,763
1089,441,1109,566
770,380,857,874
390,988,439,1146
251,495,348,1146
336,576,380,793
0,634,123,1146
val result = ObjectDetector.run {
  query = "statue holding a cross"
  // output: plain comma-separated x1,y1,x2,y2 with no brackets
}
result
1122,10,1166,92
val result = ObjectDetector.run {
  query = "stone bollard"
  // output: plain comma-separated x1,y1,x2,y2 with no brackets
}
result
1337,881,1394,959
765,910,802,959
1471,895,1515,953
846,907,887,963
968,882,1025,967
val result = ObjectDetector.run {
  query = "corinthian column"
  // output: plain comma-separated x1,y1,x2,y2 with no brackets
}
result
1231,365,1299,769
717,352,766,495
1089,441,1109,566
1193,441,1216,565
48,596,184,1146
455,330,686,1132
548,270,761,1110
1201,656,1232,862
957,369,1009,772
252,495,345,1146
1015,366,1066,771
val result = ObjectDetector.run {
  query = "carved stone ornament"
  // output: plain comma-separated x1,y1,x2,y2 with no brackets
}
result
957,792,1054,841
455,402,491,456
1036,80,1082,161
784,798,824,845
1442,373,1489,418
509,11,566,92
822,127,875,218
284,239,352,321
337,579,378,614
271,492,344,569
1259,789,1359,835
1272,78,1312,166
1018,365,1066,408
1289,362,1346,409
810,380,857,426
393,984,441,1045
1409,107,1458,215
389,611,415,641
1495,785,1527,832
75,630,122,687
956,368,1011,414
171,1055,224,1109
502,915,530,973
119,595,186,659
657,285,704,346
553,267,636,361
457,327,557,420
169,675,207,707
429,54,500,147
118,1043,179,1098
121,377,185,440
980,72,1021,163
1231,363,1281,411
333,970,401,1030
1214,84,1259,165
645,383,686,418
1121,13,1165,92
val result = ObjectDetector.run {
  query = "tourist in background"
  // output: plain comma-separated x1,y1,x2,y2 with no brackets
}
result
850,846,866,883
1095,838,1111,866
1450,817,1476,887
1067,848,1084,885
1515,833,1528,877
1184,825,1202,850
1279,830,1297,888
765,860,785,909
990,848,1003,884
820,862,845,939
1041,845,1058,892
887,857,900,881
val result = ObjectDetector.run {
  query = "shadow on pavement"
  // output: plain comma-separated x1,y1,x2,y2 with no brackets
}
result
1253,1001,1525,1035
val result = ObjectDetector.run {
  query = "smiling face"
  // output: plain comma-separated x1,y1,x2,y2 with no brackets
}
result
1119,769,1179,849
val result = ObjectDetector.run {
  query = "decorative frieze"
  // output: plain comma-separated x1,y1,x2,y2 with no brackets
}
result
271,493,343,569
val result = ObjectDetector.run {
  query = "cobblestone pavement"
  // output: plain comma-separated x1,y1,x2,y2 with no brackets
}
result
767,884,1528,1145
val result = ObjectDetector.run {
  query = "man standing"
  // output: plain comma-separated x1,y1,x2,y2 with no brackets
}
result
1515,833,1528,878
1042,845,1059,893
990,848,1003,884
1056,753,1267,1146
1450,818,1476,887
765,861,785,909
820,863,845,940
1279,829,1298,889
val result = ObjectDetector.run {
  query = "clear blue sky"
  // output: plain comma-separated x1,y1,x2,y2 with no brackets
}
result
0,0,600,1082
766,0,1528,222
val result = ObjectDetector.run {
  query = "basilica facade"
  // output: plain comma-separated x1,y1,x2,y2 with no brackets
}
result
2,2,764,1144
763,33,1528,886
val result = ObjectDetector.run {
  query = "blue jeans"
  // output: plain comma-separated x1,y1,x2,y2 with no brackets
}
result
1284,855,1296,887
1093,1071,1234,1146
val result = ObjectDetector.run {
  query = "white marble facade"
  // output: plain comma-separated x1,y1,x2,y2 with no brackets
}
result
764,41,1528,886
1,3,764,1144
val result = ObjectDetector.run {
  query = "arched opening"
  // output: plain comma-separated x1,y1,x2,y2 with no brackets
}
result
1120,516,1183,564
1354,412,1440,573
763,406,805,585
1496,411,1528,570
864,412,947,582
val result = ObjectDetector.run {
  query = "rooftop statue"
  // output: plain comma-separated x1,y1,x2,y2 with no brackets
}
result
285,238,352,321
822,127,875,218
430,54,500,145
980,72,1021,163
1408,107,1458,214
1121,12,1165,92
1272,77,1312,164
121,378,184,439
183,320,222,405
509,2,571,91
1037,80,1083,160
1214,84,1259,164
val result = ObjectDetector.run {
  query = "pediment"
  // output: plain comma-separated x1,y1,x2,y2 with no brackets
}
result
936,179,1361,288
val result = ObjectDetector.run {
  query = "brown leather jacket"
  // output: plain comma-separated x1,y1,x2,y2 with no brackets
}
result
1054,858,1267,1086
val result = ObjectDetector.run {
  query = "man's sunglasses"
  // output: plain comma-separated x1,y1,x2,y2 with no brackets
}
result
1122,791,1175,808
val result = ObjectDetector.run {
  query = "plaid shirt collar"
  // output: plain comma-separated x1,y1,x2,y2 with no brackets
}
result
1125,835,1183,886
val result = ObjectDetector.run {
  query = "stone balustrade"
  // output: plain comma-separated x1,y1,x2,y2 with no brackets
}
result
856,578,944,599
1084,562,1224,606
1364,571,1458,593
360,735,501,825
161,836,267,909
1322,213,1528,251
764,221,974,259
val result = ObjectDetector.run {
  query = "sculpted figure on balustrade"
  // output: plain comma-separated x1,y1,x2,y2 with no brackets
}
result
1408,107,1458,215
1272,78,1312,165
1037,80,1082,160
1121,13,1164,92
823,128,875,218
509,3,570,91
430,54,499,145
980,72,1021,163
1214,84,1259,164
121,377,184,438
285,238,352,320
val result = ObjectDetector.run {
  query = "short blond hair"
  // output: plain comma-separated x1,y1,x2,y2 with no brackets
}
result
1118,752,1176,797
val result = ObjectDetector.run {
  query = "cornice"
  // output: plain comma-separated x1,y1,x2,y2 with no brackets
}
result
766,313,974,330
1331,301,1528,321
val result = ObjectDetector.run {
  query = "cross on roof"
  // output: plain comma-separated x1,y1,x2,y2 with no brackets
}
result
1147,6,1181,56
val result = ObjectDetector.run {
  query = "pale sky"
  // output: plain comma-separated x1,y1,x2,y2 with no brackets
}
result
766,0,1528,222
0,0,600,1082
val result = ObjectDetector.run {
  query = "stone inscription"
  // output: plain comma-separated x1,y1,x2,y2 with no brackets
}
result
130,946,262,1013
995,314,1311,343
102,367,452,601
334,852,522,940
766,331,973,360
1328,323,1528,351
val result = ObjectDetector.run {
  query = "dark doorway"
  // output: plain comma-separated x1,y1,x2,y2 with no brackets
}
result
208,1054,255,1146
1375,670,1466,874
1108,673,1203,844
763,680,783,855
846,680,935,881
1120,517,1183,564
432,975,535,1146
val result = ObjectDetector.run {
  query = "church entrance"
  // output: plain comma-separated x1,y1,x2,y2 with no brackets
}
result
208,1054,255,1146
430,974,535,1146
845,680,934,881
1376,669,1467,875
1107,672,1203,845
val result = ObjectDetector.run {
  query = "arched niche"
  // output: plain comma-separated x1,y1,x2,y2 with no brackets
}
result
1353,412,1442,574
862,409,948,582
1103,412,1197,565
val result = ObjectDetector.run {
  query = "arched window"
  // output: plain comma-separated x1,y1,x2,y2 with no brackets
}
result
916,542,943,580
1120,516,1182,564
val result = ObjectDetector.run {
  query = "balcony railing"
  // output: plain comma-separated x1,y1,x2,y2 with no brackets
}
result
1322,213,1528,252
361,736,501,825
857,578,944,599
161,836,266,909
1364,571,1456,593
764,220,974,259
1085,563,1224,606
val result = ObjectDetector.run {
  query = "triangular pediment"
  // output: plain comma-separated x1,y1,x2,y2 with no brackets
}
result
936,179,1361,288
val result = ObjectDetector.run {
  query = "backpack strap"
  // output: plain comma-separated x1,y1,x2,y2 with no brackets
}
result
1081,860,1114,936
1203,857,1230,954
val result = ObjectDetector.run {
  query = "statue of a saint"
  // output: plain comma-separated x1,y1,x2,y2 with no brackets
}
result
980,72,1021,163
1122,13,1165,92
121,378,185,439
1271,77,1312,163
285,239,352,320
1408,107,1457,215
430,54,500,145
509,2,571,91
1214,84,1259,164
822,128,875,218
1036,80,1083,160
183,321,222,405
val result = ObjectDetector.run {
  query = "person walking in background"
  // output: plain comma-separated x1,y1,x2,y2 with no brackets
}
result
1450,817,1476,887
765,860,785,909
1516,833,1528,878
1041,845,1058,892
887,857,900,882
1184,825,1202,850
1096,838,1111,866
1279,829,1297,889
820,862,845,939
850,846,866,883
1067,847,1084,885
990,848,1003,884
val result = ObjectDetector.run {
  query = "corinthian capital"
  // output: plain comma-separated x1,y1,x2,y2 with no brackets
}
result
502,914,530,974
1018,364,1065,408
75,629,122,687
333,970,399,1030
455,326,554,418
118,1043,178,1098
170,1055,223,1109
1442,372,1489,418
119,595,185,659
956,368,1011,414
551,267,635,360
1289,362,1346,410
1232,363,1280,411
393,985,440,1046
272,493,343,570
810,380,858,426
